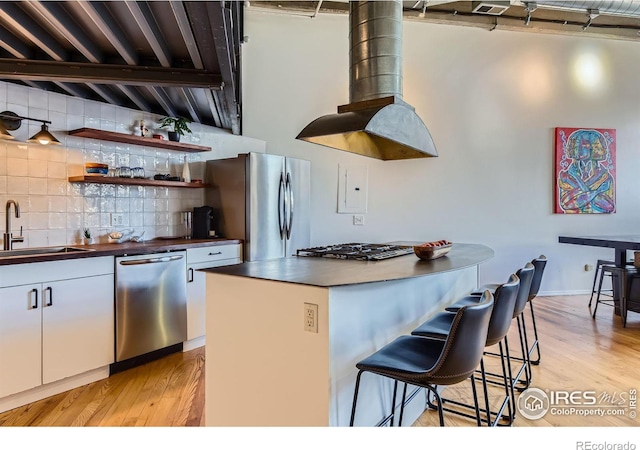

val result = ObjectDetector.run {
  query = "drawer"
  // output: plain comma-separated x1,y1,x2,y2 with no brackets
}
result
0,256,115,288
187,244,242,264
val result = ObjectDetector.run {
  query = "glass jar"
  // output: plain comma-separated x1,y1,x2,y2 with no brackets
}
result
132,167,145,179
117,166,131,178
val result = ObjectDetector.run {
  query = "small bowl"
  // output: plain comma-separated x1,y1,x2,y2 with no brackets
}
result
85,167,108,175
85,162,109,175
414,241,453,261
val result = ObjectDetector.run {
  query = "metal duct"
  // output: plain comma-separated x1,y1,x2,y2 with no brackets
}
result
534,0,640,18
296,0,437,161
349,1,402,102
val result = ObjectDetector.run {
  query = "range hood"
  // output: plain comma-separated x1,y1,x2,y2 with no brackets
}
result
296,1,437,161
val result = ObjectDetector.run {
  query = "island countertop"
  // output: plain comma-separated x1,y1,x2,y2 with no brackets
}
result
200,242,493,287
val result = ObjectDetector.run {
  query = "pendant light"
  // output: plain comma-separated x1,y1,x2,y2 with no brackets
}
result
0,110,61,145
27,123,62,145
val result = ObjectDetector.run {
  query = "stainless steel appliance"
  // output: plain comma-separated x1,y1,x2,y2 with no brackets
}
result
206,152,311,261
115,251,187,362
296,243,413,261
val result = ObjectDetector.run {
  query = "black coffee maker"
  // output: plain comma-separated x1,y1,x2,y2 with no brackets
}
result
192,206,215,239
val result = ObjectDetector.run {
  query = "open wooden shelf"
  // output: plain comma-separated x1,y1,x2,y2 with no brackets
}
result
68,128,211,153
69,175,209,189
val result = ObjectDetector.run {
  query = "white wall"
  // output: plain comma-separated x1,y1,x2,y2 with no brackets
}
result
242,9,640,294
0,81,264,246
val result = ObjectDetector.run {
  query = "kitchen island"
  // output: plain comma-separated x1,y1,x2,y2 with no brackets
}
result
203,242,493,426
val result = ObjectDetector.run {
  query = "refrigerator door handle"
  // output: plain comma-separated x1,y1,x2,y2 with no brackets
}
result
278,173,286,239
285,172,294,240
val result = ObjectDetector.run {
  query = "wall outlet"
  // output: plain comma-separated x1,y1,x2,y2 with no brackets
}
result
111,213,124,227
304,302,318,333
353,214,364,226
585,264,594,272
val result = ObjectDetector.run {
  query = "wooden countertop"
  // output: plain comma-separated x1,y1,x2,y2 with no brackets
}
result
201,243,493,287
0,238,242,266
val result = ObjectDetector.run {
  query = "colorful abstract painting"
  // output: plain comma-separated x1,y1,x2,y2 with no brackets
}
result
555,127,616,214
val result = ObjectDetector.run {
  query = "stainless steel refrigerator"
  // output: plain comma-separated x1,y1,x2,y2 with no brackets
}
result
205,152,310,261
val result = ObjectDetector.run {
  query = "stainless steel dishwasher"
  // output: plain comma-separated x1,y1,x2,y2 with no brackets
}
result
115,251,187,362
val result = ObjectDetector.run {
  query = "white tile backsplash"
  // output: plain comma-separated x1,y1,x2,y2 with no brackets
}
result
7,177,29,194
47,179,67,195
48,196,66,213
49,92,67,114
84,101,101,120
29,90,48,110
47,161,66,179
67,97,84,116
28,160,48,178
29,178,48,195
7,158,28,176
48,212,66,229
7,85,28,106
31,195,48,212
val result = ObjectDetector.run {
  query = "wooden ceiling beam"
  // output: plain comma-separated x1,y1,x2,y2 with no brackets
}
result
0,58,223,88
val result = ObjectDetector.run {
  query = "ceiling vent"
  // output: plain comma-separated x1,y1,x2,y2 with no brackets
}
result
471,1,512,15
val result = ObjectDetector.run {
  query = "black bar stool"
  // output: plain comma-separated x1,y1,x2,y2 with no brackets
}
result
464,263,535,394
411,274,520,426
526,255,547,365
349,291,494,427
589,259,616,308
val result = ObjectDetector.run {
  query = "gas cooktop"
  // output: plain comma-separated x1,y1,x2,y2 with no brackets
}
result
296,243,414,261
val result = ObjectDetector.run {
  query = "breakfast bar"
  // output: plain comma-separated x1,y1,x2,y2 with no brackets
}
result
202,243,493,426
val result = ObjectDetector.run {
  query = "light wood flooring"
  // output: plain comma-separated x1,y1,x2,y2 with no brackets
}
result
0,294,639,427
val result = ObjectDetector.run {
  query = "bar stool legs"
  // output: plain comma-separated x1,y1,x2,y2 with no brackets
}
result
589,259,614,308
514,314,532,391
527,301,542,366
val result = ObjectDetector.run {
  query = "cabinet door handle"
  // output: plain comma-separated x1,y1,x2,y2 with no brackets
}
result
208,251,222,256
188,267,194,283
31,288,38,309
44,286,53,307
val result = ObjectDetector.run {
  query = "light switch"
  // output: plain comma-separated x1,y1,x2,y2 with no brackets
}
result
338,165,368,213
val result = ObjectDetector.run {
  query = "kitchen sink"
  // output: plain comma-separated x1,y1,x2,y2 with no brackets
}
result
0,246,95,258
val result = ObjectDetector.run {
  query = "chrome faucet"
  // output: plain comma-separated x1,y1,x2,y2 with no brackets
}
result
4,200,24,251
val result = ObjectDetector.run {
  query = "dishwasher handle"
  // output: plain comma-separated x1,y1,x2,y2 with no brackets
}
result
119,254,185,266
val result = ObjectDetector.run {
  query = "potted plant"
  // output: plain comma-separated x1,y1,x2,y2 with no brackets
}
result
159,116,192,142
83,228,93,245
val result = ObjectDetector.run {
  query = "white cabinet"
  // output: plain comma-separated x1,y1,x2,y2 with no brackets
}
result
0,257,114,398
42,274,114,384
186,244,241,341
0,284,42,397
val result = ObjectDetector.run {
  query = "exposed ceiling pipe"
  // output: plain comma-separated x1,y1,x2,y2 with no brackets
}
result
533,0,640,18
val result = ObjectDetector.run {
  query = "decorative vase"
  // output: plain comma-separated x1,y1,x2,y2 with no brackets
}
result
168,131,180,142
83,237,93,245
182,155,191,183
